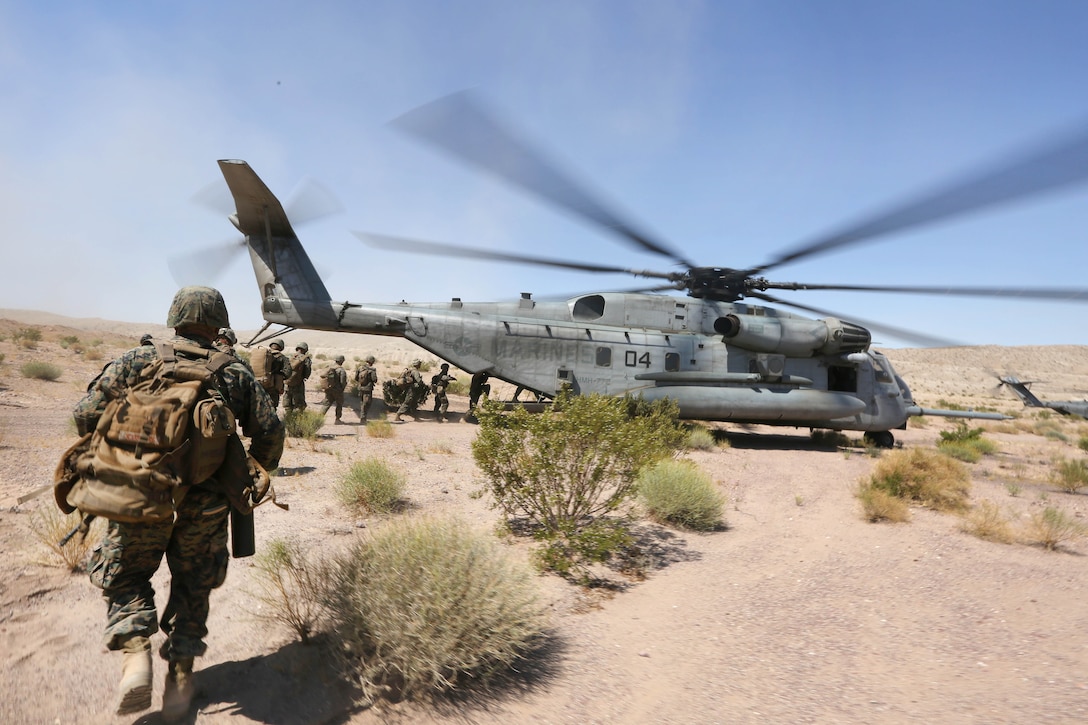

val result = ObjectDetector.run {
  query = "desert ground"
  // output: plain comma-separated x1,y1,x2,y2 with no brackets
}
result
2,308,1087,724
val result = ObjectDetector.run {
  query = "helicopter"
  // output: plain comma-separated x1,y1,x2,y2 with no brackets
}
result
997,376,1088,418
200,93,1088,448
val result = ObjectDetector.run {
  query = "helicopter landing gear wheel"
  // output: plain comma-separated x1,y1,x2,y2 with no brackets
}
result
864,431,895,449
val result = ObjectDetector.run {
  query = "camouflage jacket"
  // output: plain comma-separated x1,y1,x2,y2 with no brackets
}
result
431,372,455,393
324,365,348,393
73,334,285,472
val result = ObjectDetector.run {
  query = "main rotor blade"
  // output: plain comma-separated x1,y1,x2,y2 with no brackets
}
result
746,291,960,348
390,91,697,268
355,231,679,280
751,122,1088,275
761,282,1088,303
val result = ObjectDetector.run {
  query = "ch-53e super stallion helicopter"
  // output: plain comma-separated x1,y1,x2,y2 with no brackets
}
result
998,376,1088,418
198,93,1088,448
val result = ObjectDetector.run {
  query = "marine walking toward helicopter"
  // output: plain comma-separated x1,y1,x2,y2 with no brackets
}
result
431,362,456,422
319,355,349,423
284,342,312,412
394,359,425,422
354,355,379,422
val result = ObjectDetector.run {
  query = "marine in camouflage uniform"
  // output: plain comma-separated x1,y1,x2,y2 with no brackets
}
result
395,359,424,422
431,363,456,422
354,355,379,423
73,286,284,721
319,355,349,423
284,342,312,412
214,327,252,372
264,339,293,410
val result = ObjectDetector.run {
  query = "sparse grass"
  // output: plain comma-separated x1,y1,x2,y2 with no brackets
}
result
366,420,394,438
251,538,326,644
446,378,468,396
323,515,547,703
908,415,928,428
1078,435,1088,453
284,409,326,439
28,507,104,572
336,458,405,513
685,426,717,451
20,361,62,381
866,448,971,513
1021,506,1087,551
58,335,79,349
637,459,725,531
959,501,1015,543
1032,419,1068,442
83,348,103,361
1006,481,1022,497
1051,458,1088,493
937,421,998,463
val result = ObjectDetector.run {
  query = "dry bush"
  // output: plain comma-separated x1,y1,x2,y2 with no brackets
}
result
366,420,394,438
336,458,405,514
323,516,547,703
28,507,104,572
251,538,326,644
959,501,1015,543
20,361,62,381
1051,458,1088,493
855,480,911,523
685,426,717,451
867,448,971,512
1021,506,1087,551
83,348,103,361
284,409,326,439
637,459,725,531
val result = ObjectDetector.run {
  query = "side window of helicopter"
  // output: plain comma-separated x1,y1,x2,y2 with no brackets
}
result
665,352,679,372
596,347,612,367
827,365,858,393
573,295,606,321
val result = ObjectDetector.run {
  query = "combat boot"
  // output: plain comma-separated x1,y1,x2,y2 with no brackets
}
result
116,635,153,715
394,414,403,422
162,657,195,723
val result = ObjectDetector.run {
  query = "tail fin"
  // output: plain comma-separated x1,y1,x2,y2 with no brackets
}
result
998,375,1047,408
217,160,338,328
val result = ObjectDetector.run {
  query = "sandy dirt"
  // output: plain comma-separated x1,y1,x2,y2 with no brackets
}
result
1,309,1087,724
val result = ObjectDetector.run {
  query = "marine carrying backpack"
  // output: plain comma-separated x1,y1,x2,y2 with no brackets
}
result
59,343,239,523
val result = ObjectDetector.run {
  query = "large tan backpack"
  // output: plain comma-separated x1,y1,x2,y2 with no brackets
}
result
59,343,238,523
249,346,280,392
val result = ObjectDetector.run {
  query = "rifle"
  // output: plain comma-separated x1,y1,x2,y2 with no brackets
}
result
59,513,96,547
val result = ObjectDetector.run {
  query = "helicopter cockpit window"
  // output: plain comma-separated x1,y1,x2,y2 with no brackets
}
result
665,352,680,372
596,347,612,367
572,295,606,321
872,358,894,384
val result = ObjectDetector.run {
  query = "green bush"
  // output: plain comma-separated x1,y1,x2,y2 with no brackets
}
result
637,459,725,531
684,426,717,451
937,421,998,462
324,516,546,702
1022,506,1087,551
20,361,62,381
866,448,971,513
472,391,684,576
284,409,326,439
1052,458,1088,493
856,480,911,523
336,458,405,513
366,420,394,438
59,335,80,349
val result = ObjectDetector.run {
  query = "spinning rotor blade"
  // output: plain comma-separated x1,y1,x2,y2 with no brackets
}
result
167,239,248,286
751,122,1088,275
390,90,697,268
760,282,1088,303
747,291,959,348
355,231,679,280
285,176,345,226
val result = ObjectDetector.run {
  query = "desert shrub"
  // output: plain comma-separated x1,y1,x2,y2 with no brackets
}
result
866,448,971,512
637,459,724,531
959,501,1014,543
937,422,998,462
336,458,405,513
315,353,328,360
323,516,546,702
83,348,103,361
14,326,42,349
29,508,103,572
0,352,5,364
366,420,394,438
855,480,911,522
685,426,717,451
59,335,79,349
418,360,433,373
811,429,852,448
446,378,468,396
20,361,62,381
1079,436,1088,453
1021,507,1087,551
252,538,325,644
1051,458,1088,493
1032,419,1067,442
284,409,326,439
472,391,684,576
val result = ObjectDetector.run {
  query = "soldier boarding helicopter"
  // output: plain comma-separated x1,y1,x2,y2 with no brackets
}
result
998,376,1088,418
189,94,1088,448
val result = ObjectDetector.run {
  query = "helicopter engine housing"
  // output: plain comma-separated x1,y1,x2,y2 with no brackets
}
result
713,314,870,356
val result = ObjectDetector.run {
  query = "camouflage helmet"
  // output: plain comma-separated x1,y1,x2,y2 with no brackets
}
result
269,338,285,351
139,334,153,346
411,359,422,368
365,355,375,364
217,327,237,345
334,354,345,364
296,341,309,352
440,363,449,370
166,286,230,331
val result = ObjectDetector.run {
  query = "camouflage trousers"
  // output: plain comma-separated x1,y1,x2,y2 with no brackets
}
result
320,389,345,419
87,486,230,660
284,384,307,411
433,391,449,417
358,390,374,421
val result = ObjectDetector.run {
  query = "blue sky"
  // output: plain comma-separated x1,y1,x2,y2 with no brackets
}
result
2,1,1087,347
